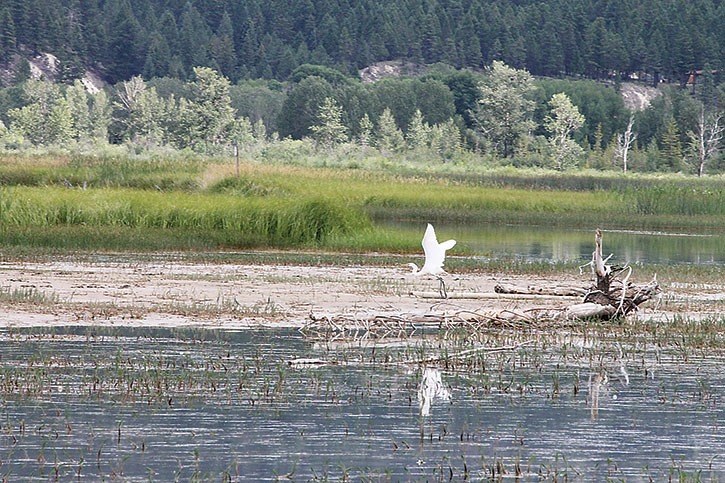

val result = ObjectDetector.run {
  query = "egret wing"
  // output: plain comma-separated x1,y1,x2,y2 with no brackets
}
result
439,240,456,251
421,224,447,273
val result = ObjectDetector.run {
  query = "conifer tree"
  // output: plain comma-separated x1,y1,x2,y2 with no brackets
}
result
310,97,348,150
660,116,683,171
375,107,405,153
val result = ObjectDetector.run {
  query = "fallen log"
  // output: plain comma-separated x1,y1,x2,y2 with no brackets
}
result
494,283,589,297
560,302,617,320
410,290,581,301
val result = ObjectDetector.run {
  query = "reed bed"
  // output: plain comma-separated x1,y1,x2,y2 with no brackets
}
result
0,186,370,249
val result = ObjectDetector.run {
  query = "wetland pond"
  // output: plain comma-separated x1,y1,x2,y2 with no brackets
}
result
2,325,725,481
385,221,725,265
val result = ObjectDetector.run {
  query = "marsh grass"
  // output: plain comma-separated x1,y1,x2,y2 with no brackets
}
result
0,153,207,191
0,285,58,305
0,186,371,249
2,155,725,254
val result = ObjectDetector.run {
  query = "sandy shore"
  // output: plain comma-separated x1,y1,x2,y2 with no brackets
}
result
0,257,718,329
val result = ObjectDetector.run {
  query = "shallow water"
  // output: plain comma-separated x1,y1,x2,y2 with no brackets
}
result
384,221,725,265
1,326,724,481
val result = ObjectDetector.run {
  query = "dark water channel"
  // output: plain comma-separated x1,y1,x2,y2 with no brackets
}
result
1,326,724,481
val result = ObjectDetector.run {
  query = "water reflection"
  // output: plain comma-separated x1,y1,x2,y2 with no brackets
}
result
417,367,451,416
588,371,607,420
382,221,725,265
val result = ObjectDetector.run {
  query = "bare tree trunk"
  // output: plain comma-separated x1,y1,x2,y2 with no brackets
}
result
689,107,723,177
615,115,636,173
592,227,610,292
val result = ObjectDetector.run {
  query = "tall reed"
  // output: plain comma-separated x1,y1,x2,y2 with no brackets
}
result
0,186,370,248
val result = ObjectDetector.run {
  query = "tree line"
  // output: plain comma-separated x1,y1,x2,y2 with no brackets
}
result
0,0,723,85
0,62,722,175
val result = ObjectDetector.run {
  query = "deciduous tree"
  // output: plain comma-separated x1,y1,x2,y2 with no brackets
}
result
544,92,584,170
472,61,536,157
7,80,74,145
187,66,235,149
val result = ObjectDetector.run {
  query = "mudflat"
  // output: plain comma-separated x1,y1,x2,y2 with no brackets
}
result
0,255,717,329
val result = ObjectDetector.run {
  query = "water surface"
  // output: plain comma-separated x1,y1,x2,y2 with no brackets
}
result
383,221,725,265
1,326,724,481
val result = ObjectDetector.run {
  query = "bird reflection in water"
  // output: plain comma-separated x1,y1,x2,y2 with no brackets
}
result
418,367,451,416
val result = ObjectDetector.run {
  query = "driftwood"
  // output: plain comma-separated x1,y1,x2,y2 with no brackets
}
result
494,283,589,297
300,230,660,341
301,302,614,341
410,290,581,301
582,228,660,319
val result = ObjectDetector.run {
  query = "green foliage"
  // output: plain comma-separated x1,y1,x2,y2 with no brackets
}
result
277,76,334,139
7,81,74,145
534,78,628,149
112,77,167,144
473,61,537,158
544,93,585,170
660,117,683,171
0,185,370,249
309,97,348,149
0,58,722,177
288,64,355,86
229,80,285,135
186,66,235,150
375,108,405,154
1,0,724,88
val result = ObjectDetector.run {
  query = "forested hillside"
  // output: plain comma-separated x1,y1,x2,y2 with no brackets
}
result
0,0,723,85
0,0,723,175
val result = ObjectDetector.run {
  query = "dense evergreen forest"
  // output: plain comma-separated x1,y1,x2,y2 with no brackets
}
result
0,0,723,84
0,0,723,175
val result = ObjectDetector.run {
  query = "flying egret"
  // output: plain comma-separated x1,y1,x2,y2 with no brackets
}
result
408,223,456,298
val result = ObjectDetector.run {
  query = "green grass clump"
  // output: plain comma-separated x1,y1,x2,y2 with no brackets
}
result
0,186,370,250
619,184,725,216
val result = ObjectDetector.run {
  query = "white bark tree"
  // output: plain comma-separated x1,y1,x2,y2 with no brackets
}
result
615,114,637,173
687,106,723,177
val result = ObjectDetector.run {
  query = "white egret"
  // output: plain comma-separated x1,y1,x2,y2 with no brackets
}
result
408,223,456,298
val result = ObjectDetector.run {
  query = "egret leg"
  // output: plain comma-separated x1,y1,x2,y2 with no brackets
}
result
435,275,448,299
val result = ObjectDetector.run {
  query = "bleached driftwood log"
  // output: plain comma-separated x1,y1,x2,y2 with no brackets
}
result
410,290,581,301
580,228,660,319
494,283,589,297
